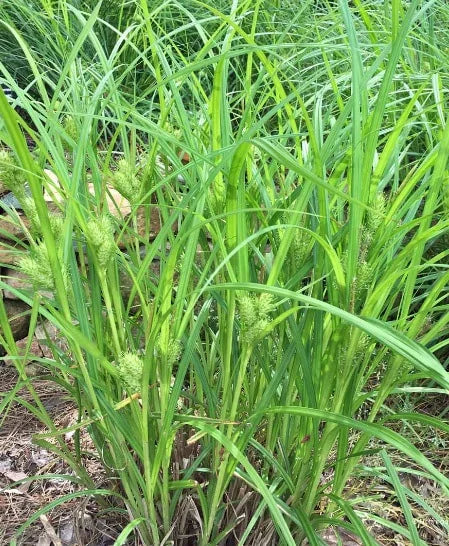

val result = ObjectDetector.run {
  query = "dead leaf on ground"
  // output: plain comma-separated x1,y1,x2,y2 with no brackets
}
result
39,514,62,546
1,469,30,492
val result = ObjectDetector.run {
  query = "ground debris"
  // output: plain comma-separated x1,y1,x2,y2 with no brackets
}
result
0,367,128,545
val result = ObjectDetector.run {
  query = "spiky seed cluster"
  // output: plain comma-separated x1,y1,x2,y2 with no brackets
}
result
63,115,78,142
291,228,312,269
0,150,27,200
0,151,65,241
368,193,386,233
355,260,372,293
86,216,115,269
363,193,386,246
22,196,63,240
22,196,38,228
111,159,142,204
118,352,143,394
239,293,275,345
19,242,67,291
355,333,371,359
347,256,373,311
167,340,181,365
49,215,64,241
345,194,386,309
157,338,181,366
338,333,372,372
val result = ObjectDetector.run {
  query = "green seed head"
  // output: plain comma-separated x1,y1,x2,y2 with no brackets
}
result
157,337,182,367
166,339,181,366
367,193,386,234
239,295,255,330
63,115,78,143
351,260,373,310
111,159,142,204
19,242,67,291
118,352,143,394
290,228,312,269
356,260,372,292
0,150,27,197
20,255,53,291
239,293,274,345
22,196,39,230
49,215,64,242
86,216,115,269
355,333,371,359
254,292,275,317
21,196,64,241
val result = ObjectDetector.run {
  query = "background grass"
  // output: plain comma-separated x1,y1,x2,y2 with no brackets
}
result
1,0,449,544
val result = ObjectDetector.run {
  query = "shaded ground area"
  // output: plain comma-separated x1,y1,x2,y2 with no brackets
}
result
0,367,128,546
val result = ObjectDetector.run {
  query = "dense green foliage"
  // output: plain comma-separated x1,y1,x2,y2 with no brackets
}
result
1,0,449,544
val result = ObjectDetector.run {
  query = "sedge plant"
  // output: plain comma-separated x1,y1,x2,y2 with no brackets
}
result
1,1,449,544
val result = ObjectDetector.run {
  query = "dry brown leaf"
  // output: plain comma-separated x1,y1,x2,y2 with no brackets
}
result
39,514,62,546
3,470,27,482
2,470,30,493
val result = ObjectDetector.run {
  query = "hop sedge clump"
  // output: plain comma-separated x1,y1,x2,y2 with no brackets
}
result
111,159,142,204
118,352,143,394
239,293,275,345
86,216,115,269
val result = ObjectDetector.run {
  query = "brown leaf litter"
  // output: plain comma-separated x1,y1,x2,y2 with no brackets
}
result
0,366,129,545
